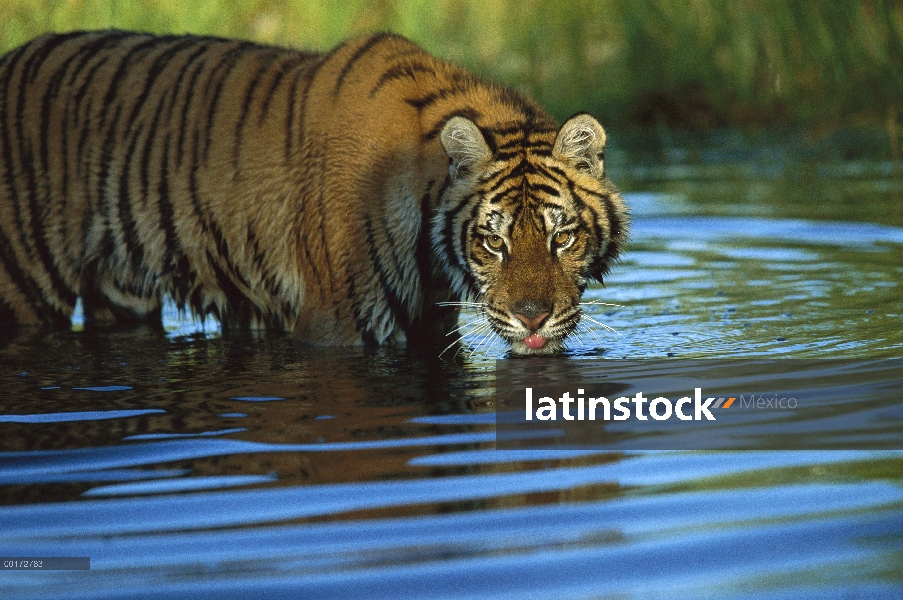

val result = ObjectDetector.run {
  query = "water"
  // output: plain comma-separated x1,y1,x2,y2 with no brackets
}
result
1,150,903,598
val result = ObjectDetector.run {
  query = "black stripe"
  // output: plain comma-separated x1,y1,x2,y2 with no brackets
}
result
531,161,568,183
369,61,437,97
583,201,606,255
363,216,410,332
123,37,198,138
314,143,336,298
247,225,279,298
38,34,108,176
64,33,124,87
507,157,540,180
344,273,372,343
469,251,487,268
143,46,196,286
93,103,123,259
69,35,131,129
492,124,542,137
412,187,433,323
172,256,194,307
283,65,305,161
18,33,72,178
562,180,588,213
206,250,251,324
458,216,475,273
188,128,206,229
40,36,115,242
600,192,622,246
140,85,174,217
0,229,47,319
508,202,525,233
332,33,393,97
113,39,197,281
493,149,525,161
189,112,251,296
481,166,524,199
70,55,112,130
257,63,287,126
492,134,526,149
485,181,521,205
0,43,35,262
404,67,475,112
0,38,29,72
421,108,483,142
58,104,72,229
490,124,527,137
405,87,456,112
202,41,256,164
118,121,145,272
258,55,307,126
441,192,476,271
571,181,613,201
95,36,162,130
588,202,618,279
156,134,182,280
171,42,217,168
531,183,560,198
285,41,350,161
23,32,84,83
233,58,272,169
13,36,80,308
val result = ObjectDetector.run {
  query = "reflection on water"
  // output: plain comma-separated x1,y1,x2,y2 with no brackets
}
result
1,162,902,598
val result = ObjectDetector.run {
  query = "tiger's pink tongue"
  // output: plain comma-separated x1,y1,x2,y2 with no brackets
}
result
523,333,547,349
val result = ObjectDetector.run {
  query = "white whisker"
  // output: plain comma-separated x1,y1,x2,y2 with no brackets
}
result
455,322,492,359
438,337,461,358
578,301,625,308
468,326,499,358
580,312,621,335
439,319,490,358
567,327,587,347
436,301,487,308
446,316,488,337
574,320,602,345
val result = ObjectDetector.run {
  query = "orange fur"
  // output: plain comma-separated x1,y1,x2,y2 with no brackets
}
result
0,31,628,353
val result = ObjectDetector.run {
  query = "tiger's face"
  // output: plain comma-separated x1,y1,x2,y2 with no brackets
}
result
435,114,628,355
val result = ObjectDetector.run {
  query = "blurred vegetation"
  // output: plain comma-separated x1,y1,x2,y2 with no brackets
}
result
2,0,902,151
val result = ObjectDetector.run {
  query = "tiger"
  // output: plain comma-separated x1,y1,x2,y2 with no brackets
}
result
0,30,628,355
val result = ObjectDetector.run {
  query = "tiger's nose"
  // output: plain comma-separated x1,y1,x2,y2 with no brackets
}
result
512,300,551,331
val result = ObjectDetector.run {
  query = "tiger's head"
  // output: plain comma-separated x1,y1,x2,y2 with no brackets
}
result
434,113,628,355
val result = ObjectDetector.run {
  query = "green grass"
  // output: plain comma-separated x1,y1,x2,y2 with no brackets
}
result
2,0,902,143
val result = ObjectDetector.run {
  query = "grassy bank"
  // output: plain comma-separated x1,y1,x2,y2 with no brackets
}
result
2,0,902,144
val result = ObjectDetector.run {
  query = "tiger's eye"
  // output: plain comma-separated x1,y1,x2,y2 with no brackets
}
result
487,235,505,250
554,231,571,246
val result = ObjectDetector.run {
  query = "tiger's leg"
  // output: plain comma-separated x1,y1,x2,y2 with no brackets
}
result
0,253,75,329
80,268,163,330
0,192,77,328
81,291,163,329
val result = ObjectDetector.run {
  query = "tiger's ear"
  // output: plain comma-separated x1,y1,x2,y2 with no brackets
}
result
554,113,607,178
440,116,492,179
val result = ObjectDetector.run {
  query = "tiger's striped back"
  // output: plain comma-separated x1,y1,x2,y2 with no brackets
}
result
0,31,628,353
